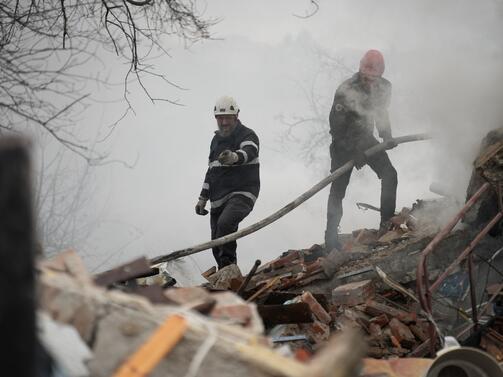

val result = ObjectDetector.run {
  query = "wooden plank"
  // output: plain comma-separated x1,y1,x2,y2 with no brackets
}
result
94,257,154,287
113,315,187,377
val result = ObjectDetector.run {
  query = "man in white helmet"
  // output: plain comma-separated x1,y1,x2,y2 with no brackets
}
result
195,96,260,269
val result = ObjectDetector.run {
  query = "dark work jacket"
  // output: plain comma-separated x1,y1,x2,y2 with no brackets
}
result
329,73,392,154
199,121,260,209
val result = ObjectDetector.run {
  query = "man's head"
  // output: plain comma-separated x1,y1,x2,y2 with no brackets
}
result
214,96,239,137
359,50,385,86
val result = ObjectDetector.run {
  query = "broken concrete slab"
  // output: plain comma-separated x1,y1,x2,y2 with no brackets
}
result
332,280,375,306
41,249,92,285
210,291,264,334
207,264,243,290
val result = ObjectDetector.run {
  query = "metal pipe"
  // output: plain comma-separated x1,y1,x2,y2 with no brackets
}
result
416,182,491,312
237,259,261,297
430,211,503,293
468,253,479,330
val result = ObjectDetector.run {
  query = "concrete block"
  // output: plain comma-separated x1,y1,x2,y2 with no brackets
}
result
332,280,374,306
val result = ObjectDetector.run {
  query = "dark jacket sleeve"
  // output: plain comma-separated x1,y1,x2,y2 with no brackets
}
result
235,131,259,165
329,84,354,147
199,167,210,200
375,81,392,140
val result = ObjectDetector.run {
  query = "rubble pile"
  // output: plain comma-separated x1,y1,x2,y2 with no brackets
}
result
33,128,503,376
206,240,433,358
38,250,372,377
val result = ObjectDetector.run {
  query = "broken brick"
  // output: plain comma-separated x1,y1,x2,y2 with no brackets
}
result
201,266,216,280
409,323,429,342
368,323,383,338
300,320,330,346
301,291,331,324
294,348,312,362
389,318,416,349
270,250,302,270
364,300,416,323
332,280,375,306
369,313,389,327
207,264,243,290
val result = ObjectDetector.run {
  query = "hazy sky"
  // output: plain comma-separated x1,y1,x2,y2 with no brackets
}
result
39,0,503,284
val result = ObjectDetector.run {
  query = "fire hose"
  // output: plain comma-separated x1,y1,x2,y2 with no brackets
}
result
150,133,430,265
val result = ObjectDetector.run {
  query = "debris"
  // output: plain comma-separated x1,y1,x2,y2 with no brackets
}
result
211,291,264,334
207,264,243,290
271,335,309,343
31,128,503,373
332,280,375,306
352,228,379,245
257,303,313,326
300,320,330,346
94,257,155,287
301,291,331,325
164,286,211,305
364,300,416,324
247,276,281,302
238,259,262,296
112,315,187,377
388,318,416,349
201,266,217,280
42,249,93,285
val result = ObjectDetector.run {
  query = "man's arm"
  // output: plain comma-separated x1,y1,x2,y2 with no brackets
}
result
329,85,353,145
234,132,259,165
199,167,210,199
195,167,210,215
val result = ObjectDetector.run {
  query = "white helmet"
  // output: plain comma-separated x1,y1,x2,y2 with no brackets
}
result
214,96,239,116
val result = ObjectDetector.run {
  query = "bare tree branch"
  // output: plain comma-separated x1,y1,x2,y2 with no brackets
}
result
0,0,217,161
293,0,319,19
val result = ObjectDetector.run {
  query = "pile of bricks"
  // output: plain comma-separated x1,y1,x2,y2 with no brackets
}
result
330,280,430,358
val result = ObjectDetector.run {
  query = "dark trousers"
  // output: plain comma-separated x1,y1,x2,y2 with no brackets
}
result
325,141,397,252
210,195,254,269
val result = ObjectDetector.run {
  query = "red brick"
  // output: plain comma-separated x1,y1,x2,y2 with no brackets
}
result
301,291,331,324
300,320,330,346
368,323,383,338
369,313,389,327
409,323,428,342
332,280,375,306
389,318,416,348
201,266,216,280
389,335,402,349
270,250,302,270
364,300,416,323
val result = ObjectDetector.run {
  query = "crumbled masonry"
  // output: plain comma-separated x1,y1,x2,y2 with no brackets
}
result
37,129,503,376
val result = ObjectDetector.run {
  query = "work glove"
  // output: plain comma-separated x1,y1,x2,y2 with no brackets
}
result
218,150,239,165
195,197,208,216
353,150,367,170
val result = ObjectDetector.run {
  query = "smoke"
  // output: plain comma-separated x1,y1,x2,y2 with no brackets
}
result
32,0,503,279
